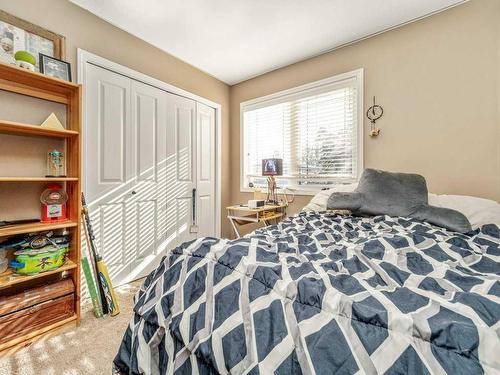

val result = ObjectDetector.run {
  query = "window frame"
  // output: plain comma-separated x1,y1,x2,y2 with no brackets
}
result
240,68,364,196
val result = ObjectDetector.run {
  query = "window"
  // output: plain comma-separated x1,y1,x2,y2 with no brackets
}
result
241,69,363,194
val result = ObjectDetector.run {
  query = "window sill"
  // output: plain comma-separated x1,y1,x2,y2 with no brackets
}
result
240,183,358,197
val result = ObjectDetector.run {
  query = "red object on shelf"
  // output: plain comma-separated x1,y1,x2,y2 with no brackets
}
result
40,184,68,223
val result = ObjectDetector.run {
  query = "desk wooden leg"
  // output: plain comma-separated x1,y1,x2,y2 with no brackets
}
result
229,217,241,238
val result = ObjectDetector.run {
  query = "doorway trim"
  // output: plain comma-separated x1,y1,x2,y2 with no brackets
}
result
77,49,222,237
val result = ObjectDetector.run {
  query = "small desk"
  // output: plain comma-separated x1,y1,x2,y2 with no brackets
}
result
226,203,287,238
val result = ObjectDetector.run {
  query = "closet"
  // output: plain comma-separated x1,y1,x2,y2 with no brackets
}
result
82,61,216,286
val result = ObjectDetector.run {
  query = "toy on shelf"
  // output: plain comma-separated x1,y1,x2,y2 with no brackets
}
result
1,232,70,275
46,150,66,177
10,245,69,275
41,113,65,131
40,184,68,223
14,51,36,72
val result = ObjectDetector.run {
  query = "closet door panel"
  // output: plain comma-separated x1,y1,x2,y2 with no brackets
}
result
197,195,213,237
176,107,193,182
166,93,197,247
100,90,125,182
175,197,193,245
84,64,133,284
196,102,216,237
85,64,132,202
137,200,157,255
155,90,168,250
99,203,126,278
129,81,166,275
135,94,157,182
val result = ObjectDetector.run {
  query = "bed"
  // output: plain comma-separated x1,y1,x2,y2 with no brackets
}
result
113,211,500,375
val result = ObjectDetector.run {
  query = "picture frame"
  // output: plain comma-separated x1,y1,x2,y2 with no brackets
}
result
39,53,72,82
262,158,283,176
0,10,65,69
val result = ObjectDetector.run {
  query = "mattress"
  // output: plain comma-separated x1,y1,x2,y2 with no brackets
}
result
114,212,500,374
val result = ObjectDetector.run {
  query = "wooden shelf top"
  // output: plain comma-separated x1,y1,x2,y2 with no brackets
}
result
0,61,79,88
0,220,78,238
228,212,284,224
226,203,288,212
0,61,79,105
258,212,284,221
0,177,78,182
0,120,78,138
0,259,77,289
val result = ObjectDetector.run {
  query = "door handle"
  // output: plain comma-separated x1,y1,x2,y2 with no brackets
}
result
192,188,196,224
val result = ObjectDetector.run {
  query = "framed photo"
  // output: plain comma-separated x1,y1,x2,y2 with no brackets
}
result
262,158,283,176
0,10,65,70
39,54,71,82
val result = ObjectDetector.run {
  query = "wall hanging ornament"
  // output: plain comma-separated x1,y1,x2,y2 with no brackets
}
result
366,96,383,137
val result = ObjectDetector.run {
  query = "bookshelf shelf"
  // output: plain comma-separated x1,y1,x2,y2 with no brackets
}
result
0,220,78,238
0,177,78,182
0,260,77,289
0,120,78,138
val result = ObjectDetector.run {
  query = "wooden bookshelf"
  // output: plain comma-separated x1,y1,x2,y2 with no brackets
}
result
0,61,82,354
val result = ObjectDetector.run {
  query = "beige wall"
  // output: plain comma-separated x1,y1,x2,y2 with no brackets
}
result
0,0,233,237
230,0,500,236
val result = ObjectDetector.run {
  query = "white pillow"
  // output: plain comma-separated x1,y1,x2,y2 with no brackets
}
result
302,184,358,212
303,189,500,229
302,190,332,212
428,194,500,230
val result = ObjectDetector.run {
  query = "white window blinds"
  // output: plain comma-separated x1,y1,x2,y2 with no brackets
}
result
241,70,363,192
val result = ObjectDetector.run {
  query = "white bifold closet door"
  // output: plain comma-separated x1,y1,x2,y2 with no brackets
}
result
84,63,215,286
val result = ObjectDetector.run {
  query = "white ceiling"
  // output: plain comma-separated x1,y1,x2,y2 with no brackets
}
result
70,0,466,85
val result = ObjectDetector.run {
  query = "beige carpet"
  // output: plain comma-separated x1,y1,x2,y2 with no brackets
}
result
0,280,142,375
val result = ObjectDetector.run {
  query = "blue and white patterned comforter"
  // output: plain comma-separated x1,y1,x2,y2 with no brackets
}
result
114,212,500,375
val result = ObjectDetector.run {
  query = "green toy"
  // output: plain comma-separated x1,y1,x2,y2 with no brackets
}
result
14,50,36,72
10,245,69,275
